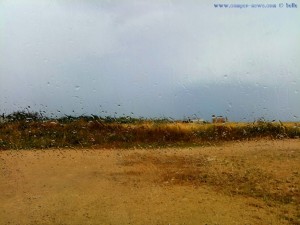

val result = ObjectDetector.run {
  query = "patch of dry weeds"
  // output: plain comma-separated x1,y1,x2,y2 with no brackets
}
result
121,140,300,224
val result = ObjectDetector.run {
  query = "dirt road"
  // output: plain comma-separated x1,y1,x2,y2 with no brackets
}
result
1,140,299,225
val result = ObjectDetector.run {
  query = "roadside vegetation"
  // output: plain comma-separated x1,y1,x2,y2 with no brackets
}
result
0,110,299,149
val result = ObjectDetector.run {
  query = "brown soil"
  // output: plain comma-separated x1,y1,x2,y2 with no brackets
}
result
1,139,299,225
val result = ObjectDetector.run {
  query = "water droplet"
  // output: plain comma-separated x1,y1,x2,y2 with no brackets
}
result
75,86,80,91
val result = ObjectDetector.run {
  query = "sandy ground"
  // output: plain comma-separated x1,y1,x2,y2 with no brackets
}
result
0,140,299,225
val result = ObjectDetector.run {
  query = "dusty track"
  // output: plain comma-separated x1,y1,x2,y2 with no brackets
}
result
1,140,299,225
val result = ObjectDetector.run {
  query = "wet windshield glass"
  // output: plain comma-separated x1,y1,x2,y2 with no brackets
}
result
0,1,299,224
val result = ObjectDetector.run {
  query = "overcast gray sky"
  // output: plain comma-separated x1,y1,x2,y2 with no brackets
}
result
0,0,299,121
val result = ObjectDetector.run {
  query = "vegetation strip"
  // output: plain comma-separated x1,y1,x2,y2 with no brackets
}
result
0,111,299,149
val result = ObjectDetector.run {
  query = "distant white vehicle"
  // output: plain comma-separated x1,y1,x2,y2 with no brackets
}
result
190,119,205,124
182,118,206,124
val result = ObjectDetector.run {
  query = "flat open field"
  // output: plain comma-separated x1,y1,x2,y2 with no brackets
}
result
1,140,299,225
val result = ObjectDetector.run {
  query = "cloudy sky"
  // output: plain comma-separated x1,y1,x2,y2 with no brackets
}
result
0,0,299,121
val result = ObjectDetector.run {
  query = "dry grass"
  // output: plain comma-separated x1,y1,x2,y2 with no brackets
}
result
1,118,299,149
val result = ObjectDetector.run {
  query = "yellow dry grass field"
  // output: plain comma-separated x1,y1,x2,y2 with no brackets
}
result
0,139,299,225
